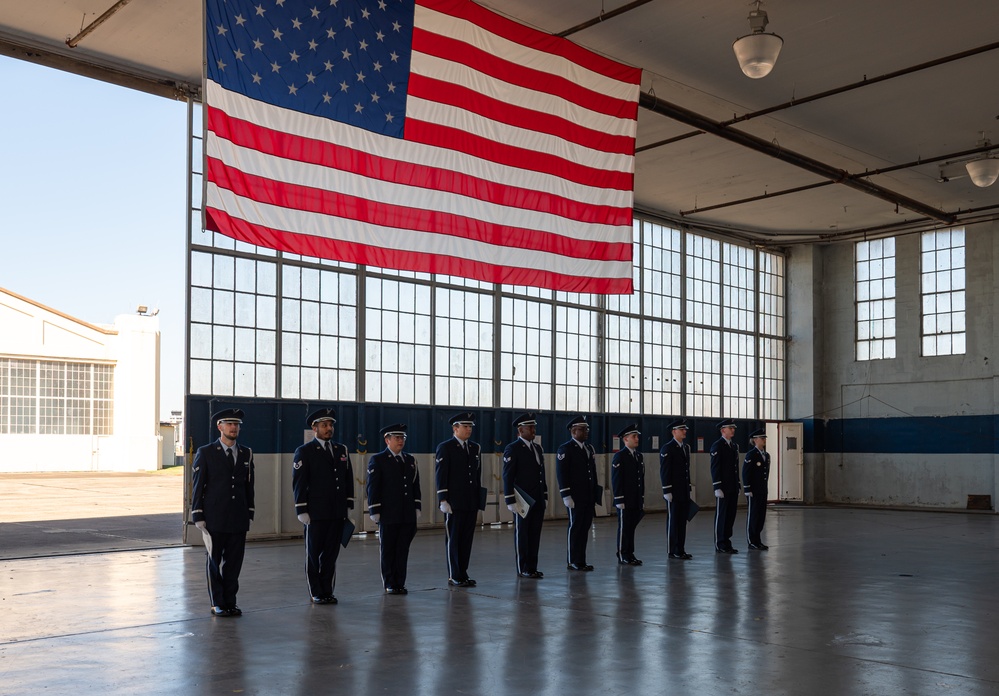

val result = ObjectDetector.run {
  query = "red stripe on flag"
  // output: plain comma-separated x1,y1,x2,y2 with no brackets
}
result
408,73,635,155
208,107,632,225
206,206,634,294
403,118,634,191
417,0,643,88
207,157,632,261
412,28,638,121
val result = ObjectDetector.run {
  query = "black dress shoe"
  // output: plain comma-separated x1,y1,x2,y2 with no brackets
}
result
312,596,326,604
583,564,595,571
211,606,229,616
229,605,242,616
749,543,769,550
567,563,586,571
668,553,683,559
448,578,470,587
618,558,631,565
729,548,739,554
518,571,535,578
398,587,408,595
465,578,477,587
681,553,693,559
628,558,643,566
327,596,338,604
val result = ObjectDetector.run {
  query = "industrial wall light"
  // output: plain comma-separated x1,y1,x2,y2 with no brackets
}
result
965,136,999,187
733,1,783,79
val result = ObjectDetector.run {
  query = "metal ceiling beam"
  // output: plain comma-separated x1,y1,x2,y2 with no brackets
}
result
638,90,957,224
0,35,199,101
555,0,658,38
637,40,999,154
66,0,136,49
679,143,997,217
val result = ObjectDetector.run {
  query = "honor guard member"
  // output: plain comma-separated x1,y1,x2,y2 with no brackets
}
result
367,424,422,594
710,418,741,554
502,413,548,579
292,407,354,605
660,419,693,560
743,428,771,550
191,408,255,616
611,423,645,566
435,412,483,588
556,415,600,571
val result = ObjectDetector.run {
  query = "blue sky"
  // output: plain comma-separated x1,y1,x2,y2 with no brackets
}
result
0,57,188,415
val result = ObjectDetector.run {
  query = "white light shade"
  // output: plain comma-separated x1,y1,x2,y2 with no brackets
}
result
733,32,784,78
965,157,999,187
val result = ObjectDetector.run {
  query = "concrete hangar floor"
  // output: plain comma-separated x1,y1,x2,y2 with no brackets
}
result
1,507,996,694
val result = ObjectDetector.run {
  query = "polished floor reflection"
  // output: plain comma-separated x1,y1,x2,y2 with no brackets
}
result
2,507,997,694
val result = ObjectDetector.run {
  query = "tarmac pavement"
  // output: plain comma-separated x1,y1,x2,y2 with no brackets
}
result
0,468,184,560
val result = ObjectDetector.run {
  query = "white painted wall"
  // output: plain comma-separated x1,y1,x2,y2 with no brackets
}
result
0,289,161,472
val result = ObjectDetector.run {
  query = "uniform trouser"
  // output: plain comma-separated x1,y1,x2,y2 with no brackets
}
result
514,503,545,574
714,490,739,550
666,499,689,555
444,509,477,581
746,495,767,545
305,518,345,598
566,504,595,565
616,507,644,559
205,529,246,609
378,521,416,590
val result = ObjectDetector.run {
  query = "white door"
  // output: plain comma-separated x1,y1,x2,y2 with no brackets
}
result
776,422,803,502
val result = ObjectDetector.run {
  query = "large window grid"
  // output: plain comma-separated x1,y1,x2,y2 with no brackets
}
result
187,214,787,417
499,296,554,409
435,288,494,407
554,306,600,412
921,228,966,357
365,277,431,405
856,238,897,361
0,359,113,435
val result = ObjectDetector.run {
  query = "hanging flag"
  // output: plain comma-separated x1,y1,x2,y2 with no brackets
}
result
205,0,640,293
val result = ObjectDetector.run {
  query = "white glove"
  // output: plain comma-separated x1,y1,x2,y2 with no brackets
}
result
416,509,422,520
440,501,453,514
297,513,311,525
745,491,753,498
195,520,207,531
507,503,518,512
562,496,575,509
714,489,724,499
370,513,381,523
664,493,673,503
615,503,625,510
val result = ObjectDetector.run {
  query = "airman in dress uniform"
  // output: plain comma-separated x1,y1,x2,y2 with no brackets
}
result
743,428,771,550
191,408,255,616
367,424,422,594
710,418,741,554
611,423,645,566
556,415,601,571
660,419,693,560
292,407,354,604
502,413,548,579
435,411,483,587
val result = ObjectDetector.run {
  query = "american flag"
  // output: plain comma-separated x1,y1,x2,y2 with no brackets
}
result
205,0,641,293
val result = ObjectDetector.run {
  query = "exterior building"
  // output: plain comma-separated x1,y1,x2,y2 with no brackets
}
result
0,287,161,472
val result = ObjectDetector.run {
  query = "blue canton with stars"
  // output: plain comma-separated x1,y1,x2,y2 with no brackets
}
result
206,0,414,138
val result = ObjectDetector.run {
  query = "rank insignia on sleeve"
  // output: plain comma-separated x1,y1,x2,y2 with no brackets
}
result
557,453,565,460
293,461,303,469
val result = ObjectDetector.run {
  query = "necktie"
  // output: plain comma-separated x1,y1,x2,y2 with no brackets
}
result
325,441,333,458
226,448,235,467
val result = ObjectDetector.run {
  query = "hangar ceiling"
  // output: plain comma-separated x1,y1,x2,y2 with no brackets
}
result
3,0,998,245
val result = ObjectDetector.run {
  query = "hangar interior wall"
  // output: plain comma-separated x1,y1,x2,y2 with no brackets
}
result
802,220,999,509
